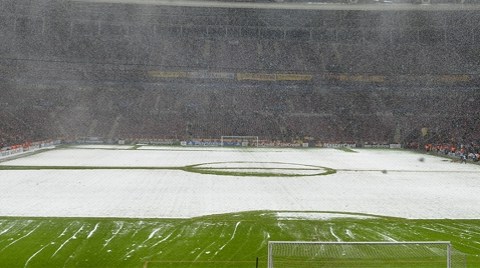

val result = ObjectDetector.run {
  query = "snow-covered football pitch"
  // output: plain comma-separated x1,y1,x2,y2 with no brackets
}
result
1,145,479,219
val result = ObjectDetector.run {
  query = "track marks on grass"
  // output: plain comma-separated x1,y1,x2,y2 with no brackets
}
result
1,214,480,267
213,221,241,257
329,225,342,242
149,231,173,247
0,222,15,236
191,223,226,261
256,231,270,253
345,229,355,239
0,222,41,253
379,233,398,242
123,224,176,261
103,221,123,248
52,224,85,257
55,222,75,240
24,243,51,268
87,223,100,239
147,228,162,241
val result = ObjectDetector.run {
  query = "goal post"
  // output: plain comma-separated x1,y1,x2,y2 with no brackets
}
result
220,136,259,147
267,241,466,268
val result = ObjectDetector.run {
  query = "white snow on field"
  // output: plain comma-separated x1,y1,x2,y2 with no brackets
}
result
198,162,321,169
138,146,226,151
206,168,323,175
276,212,377,220
0,147,479,219
70,145,135,150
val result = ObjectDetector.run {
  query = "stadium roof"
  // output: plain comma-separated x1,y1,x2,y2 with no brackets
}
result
71,0,480,11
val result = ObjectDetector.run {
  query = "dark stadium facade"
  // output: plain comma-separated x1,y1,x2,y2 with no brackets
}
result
1,0,479,147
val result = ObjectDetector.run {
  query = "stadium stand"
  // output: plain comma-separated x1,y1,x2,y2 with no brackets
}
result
1,0,480,148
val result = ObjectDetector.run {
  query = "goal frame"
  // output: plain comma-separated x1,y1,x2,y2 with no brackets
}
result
267,241,453,268
220,136,259,147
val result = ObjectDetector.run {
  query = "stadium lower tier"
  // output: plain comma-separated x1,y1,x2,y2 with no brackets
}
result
1,81,479,147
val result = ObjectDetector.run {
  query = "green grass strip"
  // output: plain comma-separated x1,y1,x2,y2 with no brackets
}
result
0,211,478,267
0,162,338,177
0,165,180,170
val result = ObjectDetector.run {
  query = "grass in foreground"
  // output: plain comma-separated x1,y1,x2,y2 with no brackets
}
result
0,211,479,267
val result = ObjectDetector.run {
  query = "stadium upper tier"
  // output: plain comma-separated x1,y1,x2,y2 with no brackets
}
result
66,0,480,9
1,0,480,146
0,0,479,75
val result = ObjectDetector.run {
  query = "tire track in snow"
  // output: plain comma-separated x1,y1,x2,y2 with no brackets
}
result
103,222,124,248
148,230,175,249
191,225,217,261
379,233,397,242
121,226,161,260
231,225,253,257
144,225,188,260
312,226,328,240
256,231,270,253
0,223,15,236
55,222,75,240
193,240,217,261
330,226,342,242
147,228,161,240
24,243,51,268
135,224,156,242
213,221,241,257
192,223,229,261
454,223,480,235
0,223,41,253
363,227,395,241
52,225,85,258
329,226,347,257
87,223,100,239
345,229,355,239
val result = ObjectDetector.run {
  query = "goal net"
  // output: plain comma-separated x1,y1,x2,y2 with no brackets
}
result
220,136,259,147
268,241,466,268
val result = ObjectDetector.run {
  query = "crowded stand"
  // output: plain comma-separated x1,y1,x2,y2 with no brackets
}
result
1,0,480,153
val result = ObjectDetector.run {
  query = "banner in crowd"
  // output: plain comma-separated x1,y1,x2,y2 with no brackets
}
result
0,140,60,158
326,74,385,83
148,71,188,78
322,143,357,148
185,140,223,146
237,73,312,82
187,71,235,79
276,74,313,81
236,73,276,81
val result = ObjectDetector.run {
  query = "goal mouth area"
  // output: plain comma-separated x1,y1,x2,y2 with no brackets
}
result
267,241,464,268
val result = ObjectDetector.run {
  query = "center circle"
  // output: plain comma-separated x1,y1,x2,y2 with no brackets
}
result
184,162,335,177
